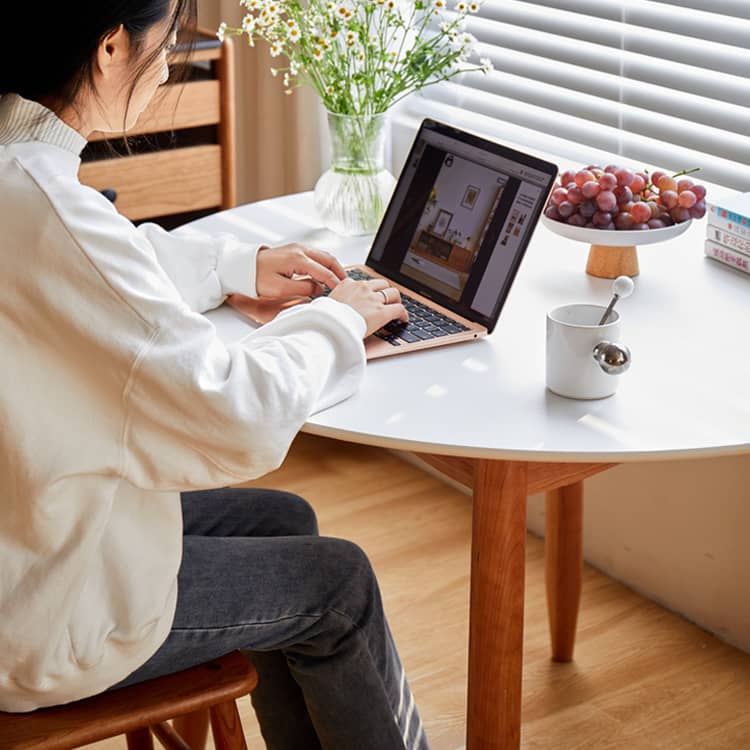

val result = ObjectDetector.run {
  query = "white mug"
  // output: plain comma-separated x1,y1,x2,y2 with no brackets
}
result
546,304,631,400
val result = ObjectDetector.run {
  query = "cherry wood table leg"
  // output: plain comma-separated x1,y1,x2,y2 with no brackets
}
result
467,459,528,750
545,480,584,662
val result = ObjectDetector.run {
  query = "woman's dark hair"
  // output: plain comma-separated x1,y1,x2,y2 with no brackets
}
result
0,1,197,120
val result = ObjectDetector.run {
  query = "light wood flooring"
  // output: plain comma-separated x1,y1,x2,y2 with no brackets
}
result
88,433,750,750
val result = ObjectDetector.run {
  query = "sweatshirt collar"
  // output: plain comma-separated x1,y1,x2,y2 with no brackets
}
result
0,94,87,156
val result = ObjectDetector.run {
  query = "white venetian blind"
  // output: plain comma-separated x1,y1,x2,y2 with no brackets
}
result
405,0,750,191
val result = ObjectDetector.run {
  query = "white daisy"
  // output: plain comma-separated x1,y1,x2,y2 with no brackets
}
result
455,1,468,12
216,22,227,42
269,41,283,56
480,56,493,72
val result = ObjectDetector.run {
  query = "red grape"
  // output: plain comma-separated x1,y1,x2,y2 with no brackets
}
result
579,200,597,218
575,170,594,187
629,175,645,193
657,176,678,193
598,173,618,191
660,190,679,209
614,185,633,204
614,211,634,230
558,201,575,218
615,169,634,187
551,187,568,205
631,203,651,223
567,186,584,205
670,206,690,222
581,180,601,199
596,190,617,212
678,190,697,208
689,199,706,219
560,169,577,185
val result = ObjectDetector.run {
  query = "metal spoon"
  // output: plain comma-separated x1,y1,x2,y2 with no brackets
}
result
598,275,635,325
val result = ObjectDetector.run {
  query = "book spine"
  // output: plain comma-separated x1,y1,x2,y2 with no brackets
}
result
705,225,750,257
706,210,750,239
708,201,750,227
704,239,750,276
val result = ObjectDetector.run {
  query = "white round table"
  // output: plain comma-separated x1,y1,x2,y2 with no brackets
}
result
186,193,750,750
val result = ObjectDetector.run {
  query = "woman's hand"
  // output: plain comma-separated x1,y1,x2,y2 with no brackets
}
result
329,278,408,337
256,244,347,297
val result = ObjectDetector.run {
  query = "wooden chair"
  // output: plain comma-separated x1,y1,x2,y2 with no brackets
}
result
0,651,257,750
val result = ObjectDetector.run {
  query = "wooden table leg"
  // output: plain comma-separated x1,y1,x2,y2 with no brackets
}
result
467,459,528,750
545,481,584,662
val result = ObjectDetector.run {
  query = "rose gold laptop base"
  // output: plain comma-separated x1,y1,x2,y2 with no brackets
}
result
226,264,486,360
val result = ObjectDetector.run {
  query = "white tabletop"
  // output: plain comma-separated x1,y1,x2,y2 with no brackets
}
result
187,193,750,463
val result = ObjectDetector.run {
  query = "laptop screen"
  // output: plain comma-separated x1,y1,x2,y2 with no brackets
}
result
366,119,557,333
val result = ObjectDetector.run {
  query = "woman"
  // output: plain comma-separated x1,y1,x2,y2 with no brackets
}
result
0,2,428,749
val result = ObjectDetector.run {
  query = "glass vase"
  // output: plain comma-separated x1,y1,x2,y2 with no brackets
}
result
313,110,396,236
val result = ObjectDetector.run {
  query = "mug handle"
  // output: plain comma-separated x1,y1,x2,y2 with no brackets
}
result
592,340,632,375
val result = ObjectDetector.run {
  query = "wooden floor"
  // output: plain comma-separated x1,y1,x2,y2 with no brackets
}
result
88,433,750,750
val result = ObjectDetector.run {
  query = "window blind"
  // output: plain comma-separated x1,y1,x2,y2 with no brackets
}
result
404,0,750,190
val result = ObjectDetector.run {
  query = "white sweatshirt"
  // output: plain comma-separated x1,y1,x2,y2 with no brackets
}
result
0,94,366,712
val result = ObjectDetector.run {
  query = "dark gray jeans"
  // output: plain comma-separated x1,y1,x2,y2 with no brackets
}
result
113,488,429,750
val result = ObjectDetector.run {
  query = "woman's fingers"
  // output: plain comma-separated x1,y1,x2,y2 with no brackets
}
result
268,276,323,298
294,254,343,291
302,247,347,281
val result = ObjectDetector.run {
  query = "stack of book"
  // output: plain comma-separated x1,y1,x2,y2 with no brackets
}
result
705,192,750,277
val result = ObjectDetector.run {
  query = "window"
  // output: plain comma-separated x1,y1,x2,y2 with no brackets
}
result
393,0,750,191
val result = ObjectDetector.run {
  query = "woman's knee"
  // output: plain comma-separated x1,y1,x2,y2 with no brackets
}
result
236,488,319,536
270,491,319,535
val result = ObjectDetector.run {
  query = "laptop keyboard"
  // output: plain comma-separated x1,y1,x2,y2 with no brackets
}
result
342,268,469,347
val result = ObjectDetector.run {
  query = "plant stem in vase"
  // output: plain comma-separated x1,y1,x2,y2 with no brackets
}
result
314,111,396,236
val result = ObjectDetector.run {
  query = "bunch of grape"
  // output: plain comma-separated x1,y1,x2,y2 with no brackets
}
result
544,164,707,231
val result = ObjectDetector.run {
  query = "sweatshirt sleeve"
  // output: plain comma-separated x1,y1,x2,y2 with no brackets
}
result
121,294,366,491
136,221,262,313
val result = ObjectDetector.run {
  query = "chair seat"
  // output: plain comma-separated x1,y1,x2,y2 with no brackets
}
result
0,651,258,750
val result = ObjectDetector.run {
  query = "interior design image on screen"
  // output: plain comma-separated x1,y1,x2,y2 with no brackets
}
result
399,152,513,301
368,124,550,323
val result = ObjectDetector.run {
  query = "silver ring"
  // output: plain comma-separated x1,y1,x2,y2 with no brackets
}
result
379,288,389,304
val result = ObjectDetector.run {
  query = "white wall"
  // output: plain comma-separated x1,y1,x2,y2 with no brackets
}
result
528,455,750,653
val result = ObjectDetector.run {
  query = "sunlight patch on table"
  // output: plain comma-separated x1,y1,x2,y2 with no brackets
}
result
216,213,284,240
425,384,448,398
461,357,489,373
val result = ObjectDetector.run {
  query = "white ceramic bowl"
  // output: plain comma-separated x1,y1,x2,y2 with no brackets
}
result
541,214,692,246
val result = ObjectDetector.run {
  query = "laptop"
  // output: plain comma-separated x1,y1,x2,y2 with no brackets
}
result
228,119,558,359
